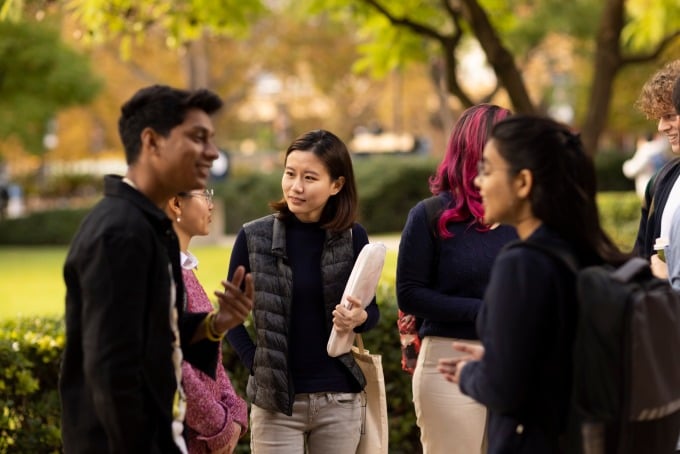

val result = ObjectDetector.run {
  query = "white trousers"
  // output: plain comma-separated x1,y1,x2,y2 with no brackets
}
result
412,336,487,454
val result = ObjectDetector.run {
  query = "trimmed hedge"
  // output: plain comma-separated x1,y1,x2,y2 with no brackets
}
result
0,208,89,245
0,154,640,245
1,287,420,453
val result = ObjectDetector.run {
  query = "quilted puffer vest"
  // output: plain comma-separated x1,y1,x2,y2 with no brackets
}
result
243,215,367,415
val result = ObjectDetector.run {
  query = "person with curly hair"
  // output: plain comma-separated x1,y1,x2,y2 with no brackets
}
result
632,60,680,261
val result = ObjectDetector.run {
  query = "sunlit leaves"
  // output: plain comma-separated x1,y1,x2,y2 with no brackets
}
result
622,0,680,51
65,0,266,52
0,20,101,154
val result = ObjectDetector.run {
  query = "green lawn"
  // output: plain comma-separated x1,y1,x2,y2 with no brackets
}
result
0,246,69,319
0,242,399,320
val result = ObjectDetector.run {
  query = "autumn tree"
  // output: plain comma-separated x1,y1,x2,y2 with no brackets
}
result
302,0,680,154
0,18,101,155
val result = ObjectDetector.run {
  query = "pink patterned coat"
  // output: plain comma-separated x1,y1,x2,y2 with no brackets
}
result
182,268,248,453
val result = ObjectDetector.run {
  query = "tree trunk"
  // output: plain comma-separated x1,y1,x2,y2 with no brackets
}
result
430,58,455,134
184,33,209,90
580,0,625,157
459,0,536,114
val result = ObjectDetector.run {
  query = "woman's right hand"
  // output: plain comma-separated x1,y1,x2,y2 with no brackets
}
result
213,265,254,332
451,341,484,360
437,342,484,384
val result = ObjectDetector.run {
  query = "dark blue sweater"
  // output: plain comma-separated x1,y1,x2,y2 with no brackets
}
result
397,193,517,340
226,215,379,394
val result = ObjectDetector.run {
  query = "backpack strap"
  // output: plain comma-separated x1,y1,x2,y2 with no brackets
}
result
511,240,650,284
505,239,579,274
647,157,679,211
610,257,650,283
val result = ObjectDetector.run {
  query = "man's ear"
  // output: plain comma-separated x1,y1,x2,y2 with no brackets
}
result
141,127,160,155
514,169,533,200
330,176,345,195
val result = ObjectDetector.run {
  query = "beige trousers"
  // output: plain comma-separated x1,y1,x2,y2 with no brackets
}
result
412,336,487,454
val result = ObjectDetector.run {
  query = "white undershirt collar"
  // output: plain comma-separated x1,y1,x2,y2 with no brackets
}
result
180,250,199,270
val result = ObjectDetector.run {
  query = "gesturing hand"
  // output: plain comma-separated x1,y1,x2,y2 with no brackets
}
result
437,342,485,384
213,265,254,333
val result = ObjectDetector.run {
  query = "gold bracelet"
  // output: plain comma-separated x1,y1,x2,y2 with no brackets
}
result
205,311,226,342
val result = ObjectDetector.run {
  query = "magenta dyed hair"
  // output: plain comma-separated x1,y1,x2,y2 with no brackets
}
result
429,103,512,238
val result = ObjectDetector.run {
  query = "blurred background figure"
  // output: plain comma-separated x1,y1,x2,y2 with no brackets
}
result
622,132,671,200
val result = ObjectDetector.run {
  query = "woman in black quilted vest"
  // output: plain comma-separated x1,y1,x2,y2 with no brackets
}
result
226,129,380,453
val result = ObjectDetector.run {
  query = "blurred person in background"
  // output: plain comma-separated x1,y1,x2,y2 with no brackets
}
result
622,132,670,200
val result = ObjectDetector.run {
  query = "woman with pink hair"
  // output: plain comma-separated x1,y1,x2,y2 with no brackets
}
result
397,104,516,453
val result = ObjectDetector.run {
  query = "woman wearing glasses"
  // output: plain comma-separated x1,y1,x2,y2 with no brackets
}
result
438,116,628,453
166,188,248,454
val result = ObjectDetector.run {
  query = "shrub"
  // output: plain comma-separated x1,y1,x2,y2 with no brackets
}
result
217,155,438,234
0,209,89,245
0,316,64,453
594,149,636,192
354,155,437,233
597,191,641,252
4,292,420,453
217,172,281,234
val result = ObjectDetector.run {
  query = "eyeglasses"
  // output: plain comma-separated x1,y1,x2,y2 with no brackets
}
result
181,188,214,204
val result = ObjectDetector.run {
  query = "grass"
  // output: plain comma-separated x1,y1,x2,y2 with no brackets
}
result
0,240,400,320
0,246,69,319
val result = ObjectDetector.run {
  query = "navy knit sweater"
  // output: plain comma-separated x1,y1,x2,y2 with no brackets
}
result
396,193,517,340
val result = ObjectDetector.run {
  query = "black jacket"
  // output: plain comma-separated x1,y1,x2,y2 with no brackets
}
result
634,157,680,258
60,175,216,453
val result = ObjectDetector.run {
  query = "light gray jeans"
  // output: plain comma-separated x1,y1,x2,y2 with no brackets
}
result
250,392,362,453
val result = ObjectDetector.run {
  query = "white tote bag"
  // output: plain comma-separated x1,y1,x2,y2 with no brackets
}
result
352,334,388,454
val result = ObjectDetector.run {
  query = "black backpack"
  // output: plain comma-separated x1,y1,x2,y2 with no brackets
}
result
512,241,680,453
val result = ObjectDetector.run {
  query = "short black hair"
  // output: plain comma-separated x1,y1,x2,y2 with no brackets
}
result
117,85,223,165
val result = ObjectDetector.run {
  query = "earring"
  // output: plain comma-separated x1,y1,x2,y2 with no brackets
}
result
176,217,181,222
